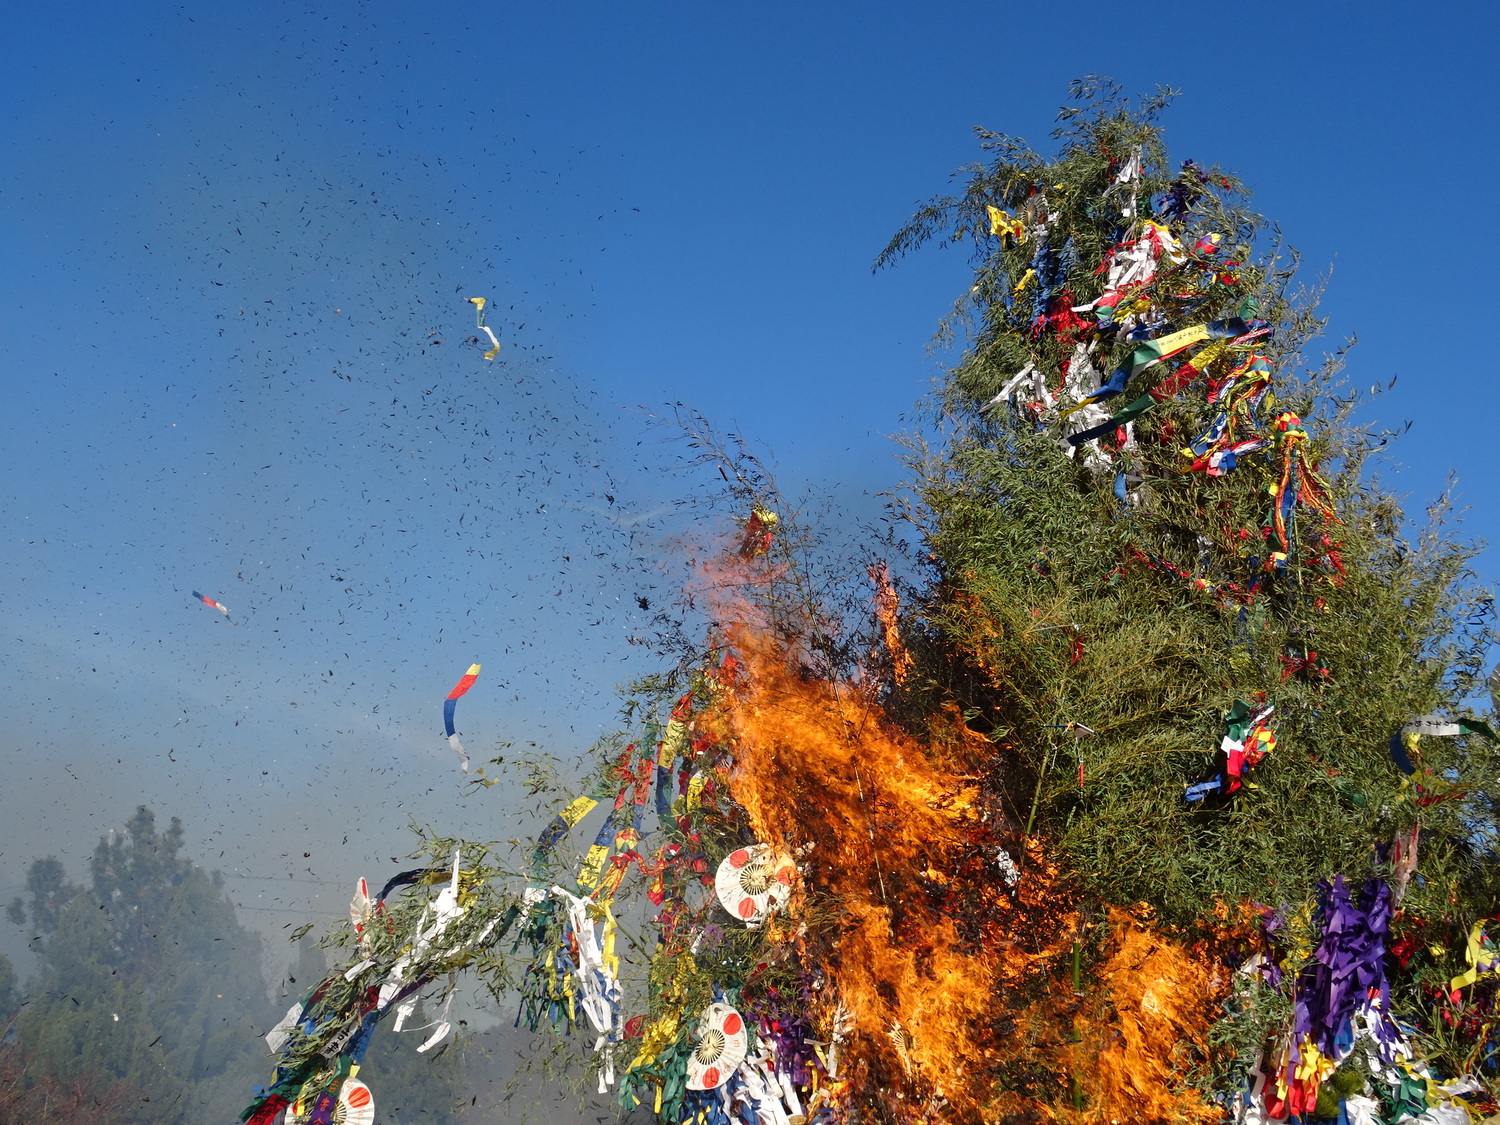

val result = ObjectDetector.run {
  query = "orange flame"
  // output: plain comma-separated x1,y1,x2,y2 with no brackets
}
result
868,563,914,686
703,607,1077,1121
693,553,1231,1123
1071,908,1225,1125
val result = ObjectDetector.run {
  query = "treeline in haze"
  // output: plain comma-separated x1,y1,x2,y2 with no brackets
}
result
0,807,470,1125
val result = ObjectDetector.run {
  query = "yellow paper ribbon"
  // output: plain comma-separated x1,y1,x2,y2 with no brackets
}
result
1450,920,1497,992
1151,323,1211,355
578,843,609,891
986,205,1026,244
602,902,620,979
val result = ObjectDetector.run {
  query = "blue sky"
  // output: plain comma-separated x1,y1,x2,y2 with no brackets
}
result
2,0,1496,968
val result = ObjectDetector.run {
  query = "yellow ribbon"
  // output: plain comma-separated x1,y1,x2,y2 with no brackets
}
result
602,902,620,979
1450,920,1497,992
986,205,1026,244
659,718,689,767
578,844,609,891
560,796,598,826
1291,1036,1335,1087
1151,323,1211,355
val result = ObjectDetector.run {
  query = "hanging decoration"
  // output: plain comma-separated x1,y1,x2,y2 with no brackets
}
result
465,296,501,360
240,847,513,1125
192,590,231,618
684,1003,748,1091
713,844,794,926
1186,701,1276,801
442,662,481,772
1389,714,1498,775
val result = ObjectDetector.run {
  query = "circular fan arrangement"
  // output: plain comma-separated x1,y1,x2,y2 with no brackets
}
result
714,844,794,924
685,1003,748,1091
272,1076,374,1125
334,1077,375,1125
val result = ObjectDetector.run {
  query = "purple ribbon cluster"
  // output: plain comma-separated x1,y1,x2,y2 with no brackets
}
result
1296,876,1398,1063
1160,159,1207,219
753,982,820,1091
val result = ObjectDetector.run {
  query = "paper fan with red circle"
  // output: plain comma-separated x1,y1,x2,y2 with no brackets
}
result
684,1002,748,1090
333,1077,374,1125
714,844,795,924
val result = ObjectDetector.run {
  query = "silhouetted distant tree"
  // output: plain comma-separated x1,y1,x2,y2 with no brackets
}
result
10,808,272,1125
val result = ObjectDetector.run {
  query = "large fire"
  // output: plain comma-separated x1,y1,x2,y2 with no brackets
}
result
695,562,1227,1123
1072,908,1227,1125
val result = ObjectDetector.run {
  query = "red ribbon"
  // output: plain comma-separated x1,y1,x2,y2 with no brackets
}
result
1279,651,1330,684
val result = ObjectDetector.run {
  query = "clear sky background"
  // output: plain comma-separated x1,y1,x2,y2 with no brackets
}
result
2,0,1496,988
